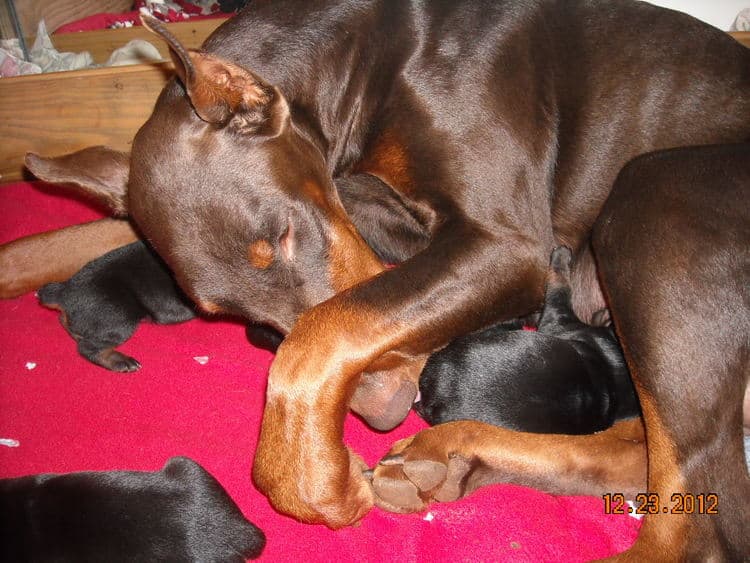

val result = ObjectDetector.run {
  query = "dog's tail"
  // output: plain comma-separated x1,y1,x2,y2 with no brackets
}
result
37,282,64,307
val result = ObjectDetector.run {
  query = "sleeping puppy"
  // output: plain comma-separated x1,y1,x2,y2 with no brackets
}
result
415,246,640,434
0,456,265,562
38,241,195,372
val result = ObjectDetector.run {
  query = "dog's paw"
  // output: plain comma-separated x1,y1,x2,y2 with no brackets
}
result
370,429,473,513
254,444,374,529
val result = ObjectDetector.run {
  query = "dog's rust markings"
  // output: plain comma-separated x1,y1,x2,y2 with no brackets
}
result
248,239,275,269
254,304,381,527
355,130,414,194
300,180,386,292
616,386,690,562
94,348,141,373
187,56,274,122
327,219,384,293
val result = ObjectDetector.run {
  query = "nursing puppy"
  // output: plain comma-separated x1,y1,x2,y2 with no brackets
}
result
0,457,266,562
415,247,639,434
38,241,195,372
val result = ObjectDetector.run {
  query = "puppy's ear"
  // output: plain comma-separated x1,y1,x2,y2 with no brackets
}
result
25,147,130,217
140,13,288,136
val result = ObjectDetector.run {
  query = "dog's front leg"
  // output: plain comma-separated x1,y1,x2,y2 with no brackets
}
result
370,417,646,513
252,221,548,528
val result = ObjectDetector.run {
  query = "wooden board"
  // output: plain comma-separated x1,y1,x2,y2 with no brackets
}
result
0,31,747,184
732,31,750,48
47,19,226,64
14,0,132,35
0,63,172,183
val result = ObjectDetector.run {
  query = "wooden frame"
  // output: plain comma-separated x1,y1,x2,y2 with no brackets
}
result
0,29,747,184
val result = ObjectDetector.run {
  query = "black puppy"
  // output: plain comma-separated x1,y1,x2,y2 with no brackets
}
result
415,246,639,434
38,241,195,372
0,456,265,561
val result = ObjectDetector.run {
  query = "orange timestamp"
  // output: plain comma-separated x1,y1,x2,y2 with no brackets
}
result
602,492,719,515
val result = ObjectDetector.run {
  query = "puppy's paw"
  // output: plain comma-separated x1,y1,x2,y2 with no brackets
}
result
95,349,142,372
590,307,612,326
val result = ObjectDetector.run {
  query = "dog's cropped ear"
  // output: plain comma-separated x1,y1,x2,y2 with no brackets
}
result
25,147,130,217
140,13,289,136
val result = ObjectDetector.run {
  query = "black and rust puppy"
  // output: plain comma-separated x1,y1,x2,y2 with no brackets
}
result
415,247,639,434
0,456,265,562
38,241,195,372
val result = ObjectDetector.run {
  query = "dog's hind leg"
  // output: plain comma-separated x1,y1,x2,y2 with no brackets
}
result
594,145,750,560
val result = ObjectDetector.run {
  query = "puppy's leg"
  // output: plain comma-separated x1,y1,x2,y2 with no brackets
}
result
148,300,196,324
71,311,142,372
536,246,580,331
77,339,141,373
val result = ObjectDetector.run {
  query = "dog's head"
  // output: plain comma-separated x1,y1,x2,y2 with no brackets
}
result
25,15,383,334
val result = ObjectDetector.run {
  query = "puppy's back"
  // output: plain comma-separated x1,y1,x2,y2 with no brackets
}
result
0,457,265,562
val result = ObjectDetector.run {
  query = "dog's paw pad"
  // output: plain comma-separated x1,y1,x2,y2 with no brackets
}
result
402,459,447,491
434,455,472,502
379,453,406,466
372,464,425,512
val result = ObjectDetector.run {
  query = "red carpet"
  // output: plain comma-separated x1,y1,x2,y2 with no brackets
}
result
0,181,639,561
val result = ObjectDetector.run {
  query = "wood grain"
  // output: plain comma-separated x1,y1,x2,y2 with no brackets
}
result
0,63,173,183
732,31,750,48
14,0,132,35
47,19,226,64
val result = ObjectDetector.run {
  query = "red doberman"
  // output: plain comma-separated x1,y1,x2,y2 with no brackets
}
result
4,1,749,558
372,143,750,560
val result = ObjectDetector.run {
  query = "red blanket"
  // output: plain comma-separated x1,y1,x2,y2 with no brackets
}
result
0,182,639,561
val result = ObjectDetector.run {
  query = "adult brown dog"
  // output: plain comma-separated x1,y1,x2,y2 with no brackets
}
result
8,0,750,558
